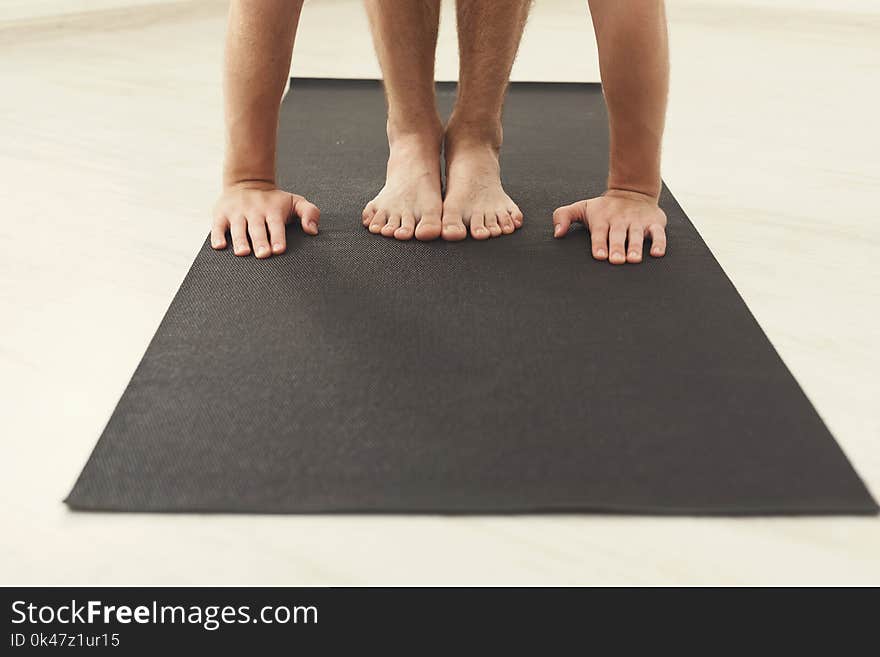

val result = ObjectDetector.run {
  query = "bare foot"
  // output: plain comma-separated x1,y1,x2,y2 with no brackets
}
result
441,118,523,241
362,122,444,241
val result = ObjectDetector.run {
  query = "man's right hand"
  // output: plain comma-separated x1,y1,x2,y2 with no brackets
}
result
211,182,321,258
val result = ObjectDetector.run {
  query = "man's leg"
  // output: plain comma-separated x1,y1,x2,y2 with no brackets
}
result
362,0,443,241
441,0,531,241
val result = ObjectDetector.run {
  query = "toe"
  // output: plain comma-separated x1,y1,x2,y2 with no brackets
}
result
626,225,644,263
441,209,467,241
381,214,401,237
415,210,442,241
485,213,502,238
509,205,524,228
470,213,490,240
395,212,415,240
608,225,627,264
498,211,515,234
362,203,376,227
369,210,388,234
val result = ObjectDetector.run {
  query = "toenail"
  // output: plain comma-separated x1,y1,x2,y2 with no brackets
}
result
597,249,606,257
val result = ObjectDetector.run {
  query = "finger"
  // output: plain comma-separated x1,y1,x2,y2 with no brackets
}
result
470,213,490,240
247,216,272,259
509,204,524,228
608,224,627,265
589,222,609,260
498,211,515,234
485,212,502,238
381,214,401,238
266,212,287,254
369,209,388,234
230,216,250,256
648,223,667,257
626,225,645,263
441,208,467,241
552,201,586,238
396,212,416,240
211,216,228,250
292,196,321,235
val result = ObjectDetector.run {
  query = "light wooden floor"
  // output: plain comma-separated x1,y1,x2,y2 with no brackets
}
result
1,0,878,585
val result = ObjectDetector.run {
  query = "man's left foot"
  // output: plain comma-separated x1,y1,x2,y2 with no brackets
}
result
441,118,523,241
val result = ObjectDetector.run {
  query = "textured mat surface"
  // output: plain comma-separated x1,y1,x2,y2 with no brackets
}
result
67,79,877,514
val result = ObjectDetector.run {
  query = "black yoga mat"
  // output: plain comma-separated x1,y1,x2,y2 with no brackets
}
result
67,79,877,515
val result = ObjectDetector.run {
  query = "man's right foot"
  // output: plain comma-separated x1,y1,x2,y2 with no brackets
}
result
363,121,444,241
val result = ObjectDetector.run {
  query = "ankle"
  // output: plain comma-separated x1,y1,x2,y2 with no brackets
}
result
386,113,443,149
445,113,503,152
